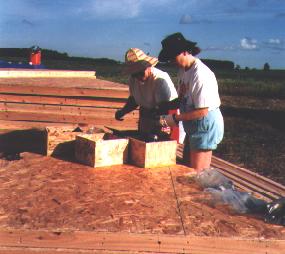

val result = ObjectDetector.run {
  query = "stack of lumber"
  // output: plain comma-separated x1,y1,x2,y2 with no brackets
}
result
0,69,138,130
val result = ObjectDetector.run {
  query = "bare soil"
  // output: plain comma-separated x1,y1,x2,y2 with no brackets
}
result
216,95,285,185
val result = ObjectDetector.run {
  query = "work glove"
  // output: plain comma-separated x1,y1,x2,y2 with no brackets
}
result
158,114,179,128
115,109,125,121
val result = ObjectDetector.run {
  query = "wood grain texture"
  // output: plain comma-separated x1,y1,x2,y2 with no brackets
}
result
75,133,129,167
0,111,138,128
0,229,284,254
0,69,96,78
0,94,126,108
0,78,129,98
177,144,285,201
129,138,177,168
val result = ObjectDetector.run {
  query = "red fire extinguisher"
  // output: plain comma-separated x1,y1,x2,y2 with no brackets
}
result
29,46,41,65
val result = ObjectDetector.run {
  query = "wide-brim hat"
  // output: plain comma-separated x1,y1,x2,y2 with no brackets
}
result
158,32,201,62
123,48,158,74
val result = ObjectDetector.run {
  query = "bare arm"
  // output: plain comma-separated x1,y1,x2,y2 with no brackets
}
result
176,107,208,121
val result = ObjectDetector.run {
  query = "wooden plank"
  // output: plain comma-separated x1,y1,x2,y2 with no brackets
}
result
0,120,81,131
0,111,138,128
213,162,283,200
0,230,284,254
0,69,96,78
129,137,177,168
211,158,285,198
0,78,129,98
75,133,129,167
0,102,139,117
0,85,129,98
177,144,285,201
212,156,285,193
0,94,126,108
45,127,85,156
215,168,279,201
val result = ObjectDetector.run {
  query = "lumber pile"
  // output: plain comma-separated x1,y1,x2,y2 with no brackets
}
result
0,69,138,129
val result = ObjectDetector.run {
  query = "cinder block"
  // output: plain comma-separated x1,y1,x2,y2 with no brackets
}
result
75,133,129,168
128,137,177,168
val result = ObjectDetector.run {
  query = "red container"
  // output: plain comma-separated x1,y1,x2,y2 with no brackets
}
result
169,109,179,142
30,51,41,65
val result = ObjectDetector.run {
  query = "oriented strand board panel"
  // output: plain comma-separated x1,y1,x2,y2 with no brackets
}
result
129,137,177,168
0,152,284,239
75,133,129,167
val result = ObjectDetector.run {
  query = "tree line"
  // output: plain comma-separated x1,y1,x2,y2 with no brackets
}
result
0,47,271,70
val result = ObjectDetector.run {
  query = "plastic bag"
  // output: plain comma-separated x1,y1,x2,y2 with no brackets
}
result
195,168,234,190
205,188,268,214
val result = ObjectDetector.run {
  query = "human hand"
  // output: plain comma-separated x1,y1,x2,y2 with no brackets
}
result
158,114,179,127
115,109,125,121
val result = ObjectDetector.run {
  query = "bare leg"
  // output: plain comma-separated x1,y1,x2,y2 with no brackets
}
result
190,150,212,172
183,134,190,166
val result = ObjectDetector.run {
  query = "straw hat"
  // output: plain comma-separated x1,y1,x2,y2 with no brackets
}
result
123,48,158,74
158,32,201,62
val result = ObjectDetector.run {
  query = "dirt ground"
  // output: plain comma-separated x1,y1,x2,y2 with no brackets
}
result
216,95,285,185
0,152,284,239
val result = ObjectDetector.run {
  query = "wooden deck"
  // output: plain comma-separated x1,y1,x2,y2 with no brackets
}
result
0,70,285,253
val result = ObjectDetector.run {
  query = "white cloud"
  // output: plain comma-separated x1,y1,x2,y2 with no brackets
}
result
90,0,140,19
263,38,285,51
78,0,176,19
179,14,192,24
268,38,281,44
203,45,236,51
240,38,257,50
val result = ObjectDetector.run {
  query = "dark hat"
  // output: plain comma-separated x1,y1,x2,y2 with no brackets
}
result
158,32,201,62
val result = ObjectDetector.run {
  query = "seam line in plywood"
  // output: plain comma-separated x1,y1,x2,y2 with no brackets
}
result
168,166,186,236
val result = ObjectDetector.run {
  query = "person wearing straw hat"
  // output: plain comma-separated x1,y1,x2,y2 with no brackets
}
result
115,48,178,139
156,32,224,172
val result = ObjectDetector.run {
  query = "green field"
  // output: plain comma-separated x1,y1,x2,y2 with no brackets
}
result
1,55,285,184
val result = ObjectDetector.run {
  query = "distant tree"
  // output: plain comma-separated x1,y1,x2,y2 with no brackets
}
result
235,64,241,70
201,59,235,70
263,62,270,71
245,66,250,71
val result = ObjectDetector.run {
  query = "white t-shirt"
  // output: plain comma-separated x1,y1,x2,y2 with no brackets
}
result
177,59,221,112
129,67,178,109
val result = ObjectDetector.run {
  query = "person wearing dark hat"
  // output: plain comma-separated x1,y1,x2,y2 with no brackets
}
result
157,32,224,172
115,48,178,138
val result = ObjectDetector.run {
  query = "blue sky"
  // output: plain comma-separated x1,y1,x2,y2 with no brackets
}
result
0,0,284,69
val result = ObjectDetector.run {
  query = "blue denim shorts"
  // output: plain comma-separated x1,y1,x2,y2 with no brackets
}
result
183,108,224,150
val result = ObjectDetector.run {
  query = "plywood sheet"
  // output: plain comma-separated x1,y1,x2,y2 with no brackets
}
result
129,137,177,168
0,153,284,240
75,133,129,167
